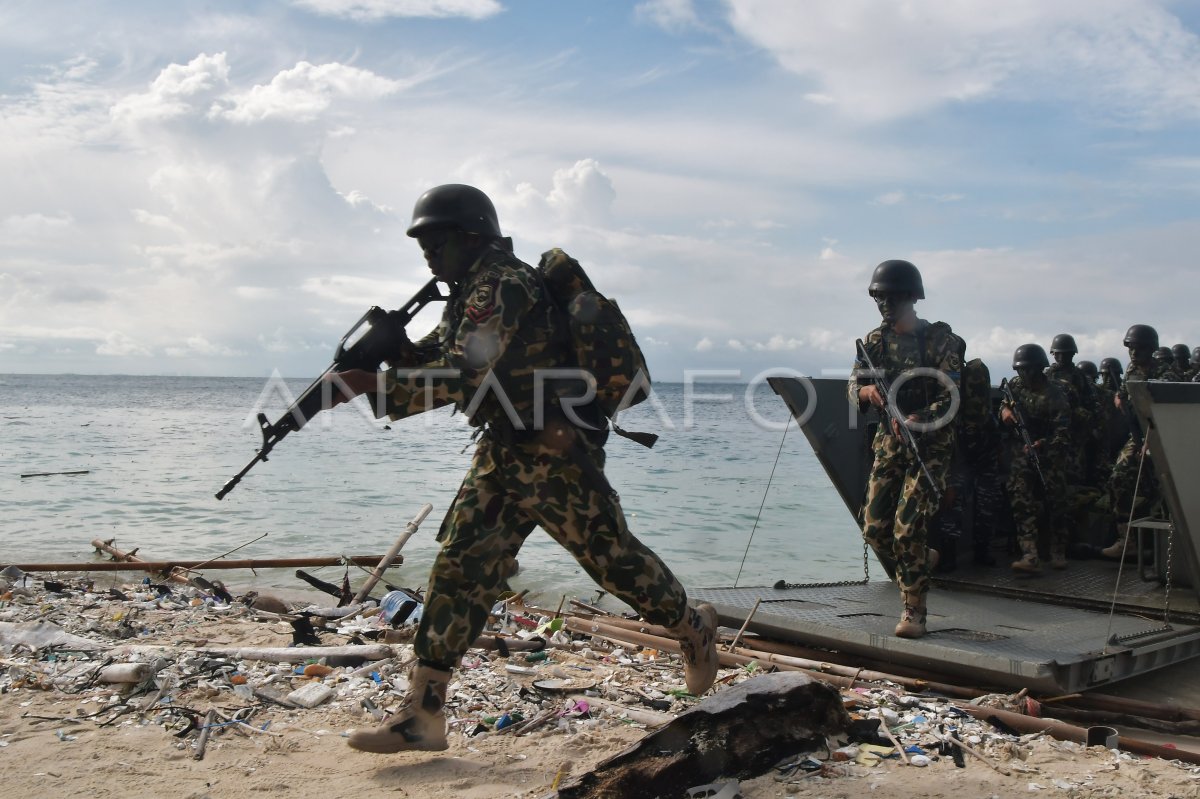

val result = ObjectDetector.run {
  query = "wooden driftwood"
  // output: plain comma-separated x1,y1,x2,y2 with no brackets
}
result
18,555,395,573
557,672,850,799
197,644,394,665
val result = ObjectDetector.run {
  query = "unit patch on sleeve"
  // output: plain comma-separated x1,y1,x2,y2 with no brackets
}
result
464,274,498,323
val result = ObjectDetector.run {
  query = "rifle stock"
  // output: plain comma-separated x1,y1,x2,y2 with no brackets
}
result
216,278,448,500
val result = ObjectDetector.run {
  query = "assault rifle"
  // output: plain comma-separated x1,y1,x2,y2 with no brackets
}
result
999,377,1048,490
215,279,449,500
854,338,942,504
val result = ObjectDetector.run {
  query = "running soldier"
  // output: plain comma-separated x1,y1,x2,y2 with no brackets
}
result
331,184,718,754
1001,344,1072,573
1102,324,1182,558
849,259,963,638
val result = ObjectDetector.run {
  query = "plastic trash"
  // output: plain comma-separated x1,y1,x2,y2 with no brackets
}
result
287,682,333,708
379,591,419,625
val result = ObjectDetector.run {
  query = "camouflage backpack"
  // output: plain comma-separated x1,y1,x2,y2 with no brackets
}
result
537,248,655,446
957,356,996,433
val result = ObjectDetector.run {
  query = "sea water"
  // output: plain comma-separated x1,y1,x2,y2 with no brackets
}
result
0,374,861,605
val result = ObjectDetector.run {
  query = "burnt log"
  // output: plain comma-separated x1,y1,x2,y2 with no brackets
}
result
558,672,850,799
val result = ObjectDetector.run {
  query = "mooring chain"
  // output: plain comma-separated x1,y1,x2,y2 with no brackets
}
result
1163,521,1174,626
772,534,873,592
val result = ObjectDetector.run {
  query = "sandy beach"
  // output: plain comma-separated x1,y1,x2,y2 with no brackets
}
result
3,571,1199,799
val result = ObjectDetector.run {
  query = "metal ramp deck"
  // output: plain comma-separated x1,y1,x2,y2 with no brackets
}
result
691,581,1200,694
711,377,1200,695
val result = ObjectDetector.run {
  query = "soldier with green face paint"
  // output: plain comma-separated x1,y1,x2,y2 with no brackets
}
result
849,259,963,639
331,184,718,755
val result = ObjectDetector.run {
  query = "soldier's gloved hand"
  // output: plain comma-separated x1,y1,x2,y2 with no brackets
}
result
326,369,381,406
859,384,886,408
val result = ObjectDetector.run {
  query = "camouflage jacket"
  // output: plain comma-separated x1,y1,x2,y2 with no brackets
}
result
1120,360,1182,403
379,243,571,432
1046,362,1097,438
1000,376,1071,455
848,319,964,426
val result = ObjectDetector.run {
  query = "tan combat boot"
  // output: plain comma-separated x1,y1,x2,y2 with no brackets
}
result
894,591,928,638
348,664,450,753
1101,527,1131,560
669,603,719,696
1012,551,1041,568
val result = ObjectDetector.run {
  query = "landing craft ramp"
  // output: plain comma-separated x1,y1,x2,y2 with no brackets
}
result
692,377,1200,694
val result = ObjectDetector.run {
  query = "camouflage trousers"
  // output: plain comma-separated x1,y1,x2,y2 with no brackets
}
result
414,433,689,668
862,428,953,596
1106,438,1159,519
1005,445,1069,553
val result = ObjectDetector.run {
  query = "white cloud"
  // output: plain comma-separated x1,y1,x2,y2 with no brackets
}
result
300,275,425,307
724,0,1200,123
290,0,501,21
546,159,617,226
111,53,231,124
213,62,408,124
695,337,713,352
753,335,803,352
96,331,152,357
728,339,746,351
635,0,700,32
1,212,74,241
872,191,906,206
164,335,241,358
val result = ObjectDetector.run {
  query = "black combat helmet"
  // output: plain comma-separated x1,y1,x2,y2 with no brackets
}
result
406,184,502,239
1100,357,1123,376
1077,360,1098,382
1172,343,1191,360
1193,346,1200,363
868,259,924,299
1012,343,1050,371
1122,324,1159,350
1153,346,1172,363
1050,333,1078,354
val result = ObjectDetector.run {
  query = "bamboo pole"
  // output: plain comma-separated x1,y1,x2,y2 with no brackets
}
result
91,538,191,585
352,503,432,603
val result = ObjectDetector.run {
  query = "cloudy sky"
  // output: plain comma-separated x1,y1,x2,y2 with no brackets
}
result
3,0,1199,381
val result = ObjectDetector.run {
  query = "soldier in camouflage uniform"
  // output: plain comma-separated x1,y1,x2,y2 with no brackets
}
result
1078,361,1116,484
1172,344,1195,381
1001,344,1072,573
1102,325,1182,558
1193,347,1200,382
849,259,963,639
1046,334,1097,486
332,184,718,754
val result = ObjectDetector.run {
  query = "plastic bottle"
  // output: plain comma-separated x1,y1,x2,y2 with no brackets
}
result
379,590,416,625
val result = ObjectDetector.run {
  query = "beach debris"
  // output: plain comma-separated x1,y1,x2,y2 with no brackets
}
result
556,672,850,799
19,469,90,479
3,564,1200,798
